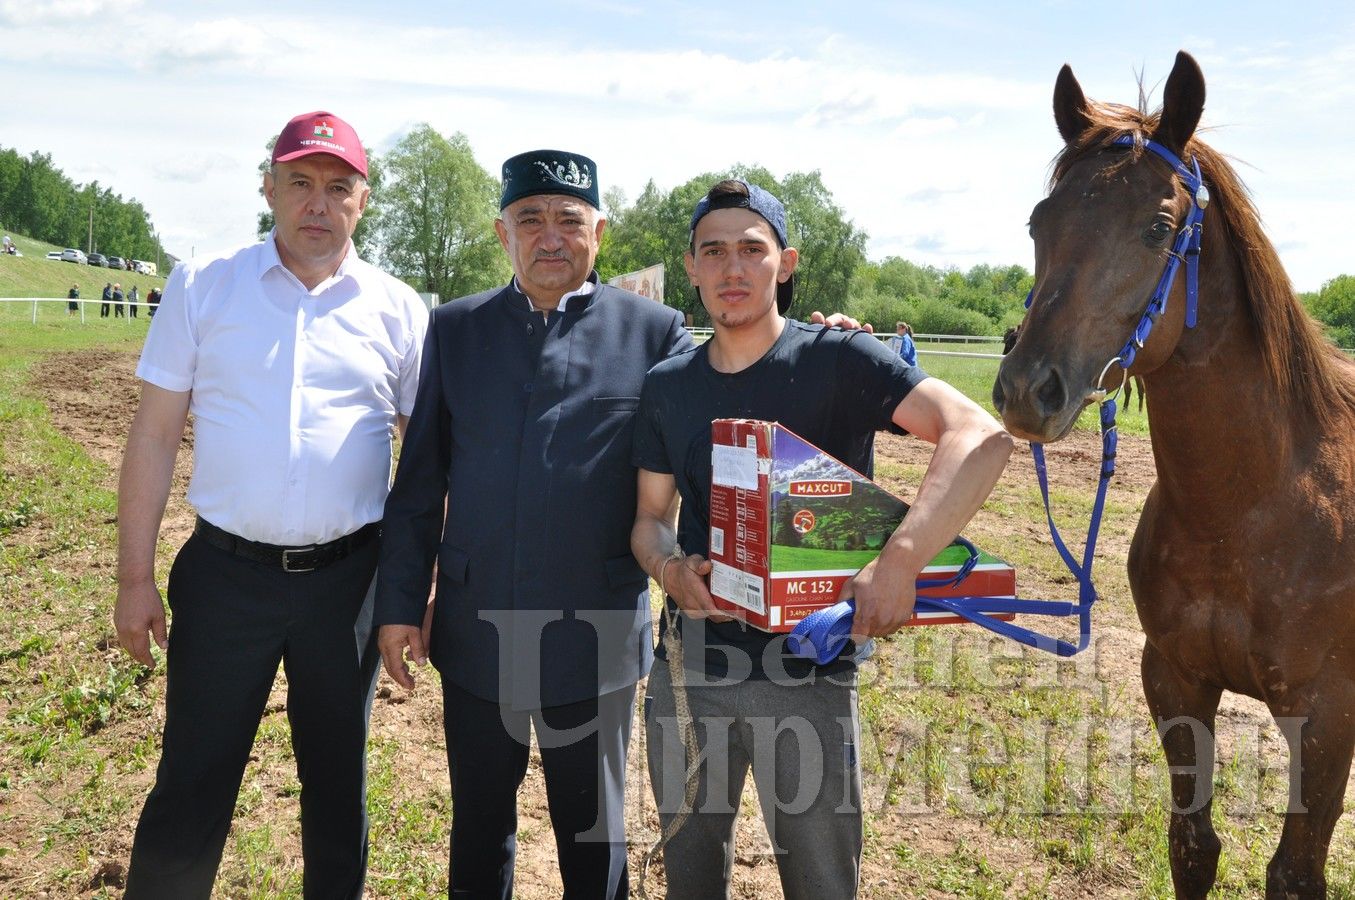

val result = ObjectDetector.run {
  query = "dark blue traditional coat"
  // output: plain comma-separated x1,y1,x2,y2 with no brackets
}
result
376,277,691,709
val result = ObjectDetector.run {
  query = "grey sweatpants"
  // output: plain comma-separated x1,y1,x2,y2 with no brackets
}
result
645,662,862,900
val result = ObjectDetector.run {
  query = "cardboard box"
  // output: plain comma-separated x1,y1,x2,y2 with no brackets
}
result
708,419,1016,632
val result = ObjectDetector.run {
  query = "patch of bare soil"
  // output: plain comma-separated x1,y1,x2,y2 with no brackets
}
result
16,349,1292,899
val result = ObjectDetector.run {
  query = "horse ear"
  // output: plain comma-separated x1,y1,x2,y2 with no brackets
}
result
1053,64,1092,145
1152,51,1206,155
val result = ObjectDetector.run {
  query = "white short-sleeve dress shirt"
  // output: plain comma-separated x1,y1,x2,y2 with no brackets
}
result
137,233,429,546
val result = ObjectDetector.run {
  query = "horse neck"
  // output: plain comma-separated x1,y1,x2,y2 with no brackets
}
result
1139,244,1298,526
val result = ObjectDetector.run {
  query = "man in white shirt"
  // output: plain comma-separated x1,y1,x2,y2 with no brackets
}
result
113,110,428,900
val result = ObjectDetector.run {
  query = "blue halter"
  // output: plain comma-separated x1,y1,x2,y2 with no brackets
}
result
1015,135,1207,653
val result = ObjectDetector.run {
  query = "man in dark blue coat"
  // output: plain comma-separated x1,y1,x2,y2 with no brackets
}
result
375,150,691,899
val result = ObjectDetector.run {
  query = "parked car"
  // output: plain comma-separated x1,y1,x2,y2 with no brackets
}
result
87,253,108,267
46,251,63,261
60,248,88,264
106,255,126,269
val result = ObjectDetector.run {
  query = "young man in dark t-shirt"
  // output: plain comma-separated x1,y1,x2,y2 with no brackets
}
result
631,179,1013,898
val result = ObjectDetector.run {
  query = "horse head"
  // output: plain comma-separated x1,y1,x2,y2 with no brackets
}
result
993,51,1207,443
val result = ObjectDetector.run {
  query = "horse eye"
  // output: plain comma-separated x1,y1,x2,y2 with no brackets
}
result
1143,220,1173,245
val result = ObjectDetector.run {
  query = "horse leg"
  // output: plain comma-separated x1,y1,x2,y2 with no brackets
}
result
1142,642,1224,899
1265,684,1355,899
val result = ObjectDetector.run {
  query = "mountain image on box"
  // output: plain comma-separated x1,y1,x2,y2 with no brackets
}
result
708,419,1016,632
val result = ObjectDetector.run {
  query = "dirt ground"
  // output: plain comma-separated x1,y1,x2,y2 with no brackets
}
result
14,347,1296,898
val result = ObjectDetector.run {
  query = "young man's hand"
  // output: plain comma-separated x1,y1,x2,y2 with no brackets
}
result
666,554,734,623
840,551,917,638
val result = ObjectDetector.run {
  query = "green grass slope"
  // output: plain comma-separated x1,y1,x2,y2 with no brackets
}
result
0,230,168,302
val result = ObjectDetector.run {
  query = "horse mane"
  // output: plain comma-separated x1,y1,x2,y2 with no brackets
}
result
1049,99,1355,431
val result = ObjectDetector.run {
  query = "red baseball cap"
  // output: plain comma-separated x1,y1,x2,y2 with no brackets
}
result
271,110,368,178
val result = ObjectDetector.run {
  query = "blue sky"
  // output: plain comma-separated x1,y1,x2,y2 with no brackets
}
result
1,1,1351,290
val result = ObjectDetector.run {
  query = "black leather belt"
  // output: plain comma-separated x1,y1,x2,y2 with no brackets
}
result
193,517,379,573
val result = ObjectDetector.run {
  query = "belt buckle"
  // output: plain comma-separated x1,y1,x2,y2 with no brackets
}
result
282,546,317,573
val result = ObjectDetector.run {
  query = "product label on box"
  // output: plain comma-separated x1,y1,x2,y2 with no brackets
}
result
711,560,765,614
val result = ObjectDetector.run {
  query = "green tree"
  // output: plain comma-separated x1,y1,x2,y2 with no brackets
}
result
0,143,166,262
0,147,23,227
376,125,507,301
773,169,868,316
1308,274,1355,349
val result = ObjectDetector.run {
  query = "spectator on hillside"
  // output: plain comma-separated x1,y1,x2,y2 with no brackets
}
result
128,285,139,318
67,284,80,317
101,282,113,318
112,283,125,318
146,287,161,319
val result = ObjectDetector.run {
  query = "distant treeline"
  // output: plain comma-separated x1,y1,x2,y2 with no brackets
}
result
6,133,1349,347
595,164,1034,333
0,145,165,264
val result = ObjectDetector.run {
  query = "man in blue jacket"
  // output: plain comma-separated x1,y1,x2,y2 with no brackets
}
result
375,150,691,899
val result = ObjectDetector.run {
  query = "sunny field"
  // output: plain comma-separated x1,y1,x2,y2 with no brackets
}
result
1,302,1351,898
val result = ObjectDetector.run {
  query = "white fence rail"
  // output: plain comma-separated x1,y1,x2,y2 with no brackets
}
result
0,295,154,324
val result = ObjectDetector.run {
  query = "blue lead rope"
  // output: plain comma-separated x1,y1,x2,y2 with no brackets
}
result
788,398,1119,663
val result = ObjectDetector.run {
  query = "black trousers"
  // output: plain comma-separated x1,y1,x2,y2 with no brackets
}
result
125,530,380,899
442,678,634,899
100,302,110,317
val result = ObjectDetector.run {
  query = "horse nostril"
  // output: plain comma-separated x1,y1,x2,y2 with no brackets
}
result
1035,367,1066,418
992,376,1007,413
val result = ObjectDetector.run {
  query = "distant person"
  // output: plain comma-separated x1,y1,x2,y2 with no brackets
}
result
67,284,80,317
887,320,918,366
2,235,13,255
128,284,139,318
147,287,161,319
101,282,113,318
112,283,125,318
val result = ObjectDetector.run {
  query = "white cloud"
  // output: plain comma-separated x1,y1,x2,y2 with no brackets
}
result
0,0,140,26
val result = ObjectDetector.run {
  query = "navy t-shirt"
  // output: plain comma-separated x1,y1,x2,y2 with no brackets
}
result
632,319,929,681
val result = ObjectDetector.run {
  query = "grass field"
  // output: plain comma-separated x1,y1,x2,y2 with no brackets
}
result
3,292,1353,897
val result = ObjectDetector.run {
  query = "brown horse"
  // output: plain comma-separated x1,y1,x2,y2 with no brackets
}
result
993,52,1355,898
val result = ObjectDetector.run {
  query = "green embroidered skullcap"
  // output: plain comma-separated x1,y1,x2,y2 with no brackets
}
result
500,149,599,210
